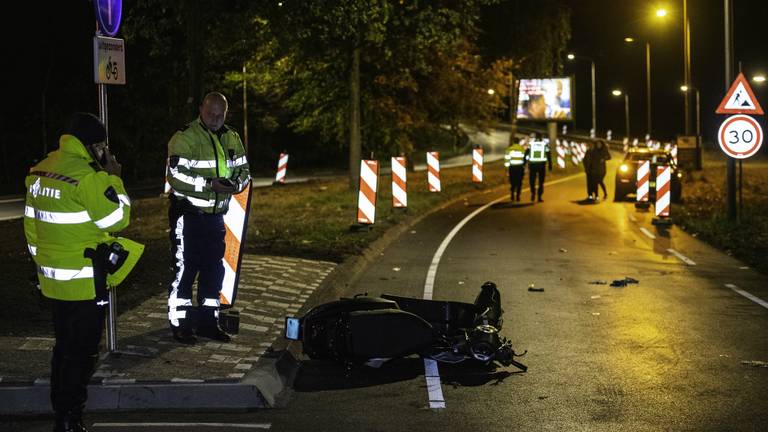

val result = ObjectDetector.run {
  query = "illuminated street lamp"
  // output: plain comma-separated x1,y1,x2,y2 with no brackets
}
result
753,75,766,83
656,8,668,17
566,52,597,134
487,89,495,95
612,89,630,139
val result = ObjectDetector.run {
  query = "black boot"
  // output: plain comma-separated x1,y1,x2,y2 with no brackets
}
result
54,411,88,432
171,326,197,344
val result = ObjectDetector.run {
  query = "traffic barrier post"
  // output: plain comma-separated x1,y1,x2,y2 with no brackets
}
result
635,159,650,210
352,159,379,231
472,147,483,183
273,152,289,185
652,165,673,225
427,151,441,192
391,156,407,210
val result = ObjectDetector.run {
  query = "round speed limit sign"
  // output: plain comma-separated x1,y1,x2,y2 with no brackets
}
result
718,114,763,159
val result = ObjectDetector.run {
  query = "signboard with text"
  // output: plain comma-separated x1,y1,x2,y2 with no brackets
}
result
93,36,126,85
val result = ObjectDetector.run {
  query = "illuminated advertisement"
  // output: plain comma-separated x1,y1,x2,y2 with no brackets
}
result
516,77,573,121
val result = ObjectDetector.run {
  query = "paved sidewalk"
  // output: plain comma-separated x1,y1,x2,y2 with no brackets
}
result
0,254,336,414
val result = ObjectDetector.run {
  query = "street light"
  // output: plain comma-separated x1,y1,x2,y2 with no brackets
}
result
753,75,766,83
612,89,630,139
566,52,597,135
680,84,701,169
656,8,668,17
624,37,652,136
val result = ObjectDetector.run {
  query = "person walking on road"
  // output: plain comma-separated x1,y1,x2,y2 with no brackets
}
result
594,139,611,200
24,112,136,432
582,141,598,201
503,136,527,201
525,135,552,202
165,92,250,344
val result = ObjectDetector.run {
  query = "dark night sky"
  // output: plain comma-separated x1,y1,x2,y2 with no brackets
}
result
566,0,768,144
4,1,768,149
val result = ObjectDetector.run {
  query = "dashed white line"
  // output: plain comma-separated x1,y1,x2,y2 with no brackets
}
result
639,227,656,239
667,248,697,266
726,284,768,309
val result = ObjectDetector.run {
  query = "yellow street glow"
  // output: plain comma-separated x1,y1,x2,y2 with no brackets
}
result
656,8,668,17
487,89,495,95
624,37,635,43
620,164,629,173
753,75,766,83
680,85,689,92
612,89,622,96
567,53,575,60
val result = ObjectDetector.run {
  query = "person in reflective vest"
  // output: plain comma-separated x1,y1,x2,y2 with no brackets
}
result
165,92,251,344
503,137,527,201
24,113,131,432
525,136,552,202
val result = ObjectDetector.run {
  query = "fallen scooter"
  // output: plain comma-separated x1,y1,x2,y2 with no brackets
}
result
284,281,527,371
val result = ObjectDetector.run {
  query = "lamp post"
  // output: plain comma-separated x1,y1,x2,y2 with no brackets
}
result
567,53,597,135
612,89,630,139
624,37,652,137
680,85,701,168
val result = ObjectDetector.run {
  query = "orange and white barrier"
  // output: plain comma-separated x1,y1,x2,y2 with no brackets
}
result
427,151,441,192
655,165,671,218
556,141,566,169
570,141,580,165
357,160,379,224
472,147,483,182
391,156,407,208
274,152,289,184
636,160,650,204
220,182,252,306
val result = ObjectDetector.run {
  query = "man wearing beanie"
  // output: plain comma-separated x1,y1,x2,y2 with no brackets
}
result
165,92,250,344
24,112,131,432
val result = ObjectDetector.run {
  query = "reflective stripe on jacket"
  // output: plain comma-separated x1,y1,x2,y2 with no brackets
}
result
527,141,549,163
166,119,251,214
504,144,526,167
24,135,131,301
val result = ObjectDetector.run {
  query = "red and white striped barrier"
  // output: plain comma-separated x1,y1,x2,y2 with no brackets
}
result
472,148,483,182
220,182,252,306
636,160,650,204
391,156,407,208
164,160,171,194
274,152,289,184
357,160,379,224
427,151,441,192
655,165,671,218
556,141,566,169
570,141,580,165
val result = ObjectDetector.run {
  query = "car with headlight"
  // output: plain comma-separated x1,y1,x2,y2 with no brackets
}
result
614,148,683,202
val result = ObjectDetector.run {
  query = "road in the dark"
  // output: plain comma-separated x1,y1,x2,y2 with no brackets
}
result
7,157,768,431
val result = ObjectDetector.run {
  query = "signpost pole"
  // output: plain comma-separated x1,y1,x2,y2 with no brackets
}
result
724,0,737,221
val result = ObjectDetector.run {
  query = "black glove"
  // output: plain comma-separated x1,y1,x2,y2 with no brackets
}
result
211,177,237,193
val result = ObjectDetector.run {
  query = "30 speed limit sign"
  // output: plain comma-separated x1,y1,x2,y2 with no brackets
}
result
718,114,763,159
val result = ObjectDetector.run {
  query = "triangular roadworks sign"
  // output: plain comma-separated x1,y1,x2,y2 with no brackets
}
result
716,72,764,115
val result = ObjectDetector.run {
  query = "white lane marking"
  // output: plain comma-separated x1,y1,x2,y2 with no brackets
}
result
423,358,446,409
726,284,768,310
421,172,583,409
639,227,656,239
93,423,271,429
667,248,697,266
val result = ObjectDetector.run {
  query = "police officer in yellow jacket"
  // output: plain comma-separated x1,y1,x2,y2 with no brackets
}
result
166,92,250,344
504,137,527,201
525,135,553,202
24,113,133,432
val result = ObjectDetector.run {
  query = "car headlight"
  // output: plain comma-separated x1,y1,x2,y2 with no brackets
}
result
619,164,629,173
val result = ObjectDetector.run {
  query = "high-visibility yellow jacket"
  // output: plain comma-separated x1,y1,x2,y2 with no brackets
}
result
24,135,131,301
504,144,526,167
166,119,250,214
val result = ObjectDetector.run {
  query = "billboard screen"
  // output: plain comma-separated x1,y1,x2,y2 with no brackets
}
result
516,77,573,121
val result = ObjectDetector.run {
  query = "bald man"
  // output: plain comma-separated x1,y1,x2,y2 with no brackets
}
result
165,92,251,344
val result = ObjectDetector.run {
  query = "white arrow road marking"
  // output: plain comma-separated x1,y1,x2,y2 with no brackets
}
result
422,173,583,409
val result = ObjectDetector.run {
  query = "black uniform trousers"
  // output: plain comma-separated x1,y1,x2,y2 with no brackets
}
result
50,263,108,417
529,162,547,199
508,165,525,200
168,198,226,330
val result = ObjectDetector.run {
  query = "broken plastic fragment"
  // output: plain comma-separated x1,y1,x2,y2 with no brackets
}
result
589,280,608,285
559,248,568,253
610,279,627,287
741,360,768,368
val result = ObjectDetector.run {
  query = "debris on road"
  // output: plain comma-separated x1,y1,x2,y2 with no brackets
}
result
608,251,618,255
589,280,608,285
558,248,568,253
611,277,639,287
590,295,601,299
392,267,401,272
741,360,768,368
528,283,545,292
